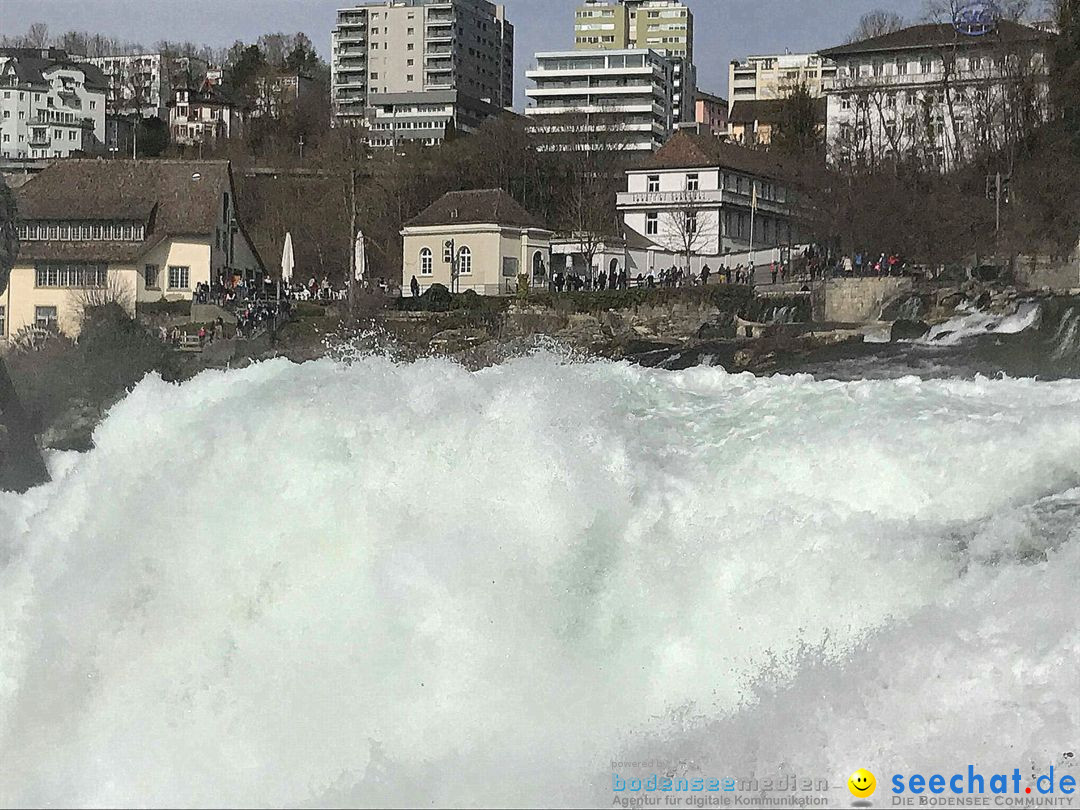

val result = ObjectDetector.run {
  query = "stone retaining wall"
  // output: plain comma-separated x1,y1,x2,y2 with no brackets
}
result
823,278,913,323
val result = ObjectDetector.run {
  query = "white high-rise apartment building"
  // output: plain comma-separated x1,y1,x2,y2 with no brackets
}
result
574,0,695,122
0,48,107,159
331,0,514,146
86,53,208,119
524,49,675,152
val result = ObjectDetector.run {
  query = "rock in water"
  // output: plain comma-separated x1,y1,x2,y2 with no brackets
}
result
0,359,49,492
891,319,930,342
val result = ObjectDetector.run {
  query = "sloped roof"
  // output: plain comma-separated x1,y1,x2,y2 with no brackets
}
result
14,160,263,268
406,189,547,229
728,97,826,125
820,20,1052,58
0,49,107,90
18,160,228,230
168,78,238,108
644,130,799,181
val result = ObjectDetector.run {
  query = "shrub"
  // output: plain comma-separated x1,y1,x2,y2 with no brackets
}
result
138,299,192,317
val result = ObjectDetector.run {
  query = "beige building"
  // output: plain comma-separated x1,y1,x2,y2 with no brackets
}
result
728,52,837,114
3,159,263,340
401,189,552,296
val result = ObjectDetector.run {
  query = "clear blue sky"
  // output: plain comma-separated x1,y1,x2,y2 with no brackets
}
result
5,0,931,108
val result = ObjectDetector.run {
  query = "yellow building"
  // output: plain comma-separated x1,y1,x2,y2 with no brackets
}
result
2,159,263,340
401,189,553,297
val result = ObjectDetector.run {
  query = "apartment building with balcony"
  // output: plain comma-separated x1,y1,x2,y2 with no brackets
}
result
820,21,1055,171
0,48,107,160
728,52,836,114
86,53,208,119
574,0,695,122
524,49,675,152
331,0,514,146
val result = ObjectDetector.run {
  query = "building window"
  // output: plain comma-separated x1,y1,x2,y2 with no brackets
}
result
685,211,697,235
168,265,190,290
647,174,660,192
144,264,159,289
686,173,699,191
0,304,5,338
841,95,851,110
646,212,658,235
35,263,107,288
419,247,433,276
457,246,472,275
35,306,58,331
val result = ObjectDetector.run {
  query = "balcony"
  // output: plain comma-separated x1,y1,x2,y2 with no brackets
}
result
617,189,724,209
29,134,50,148
335,32,367,45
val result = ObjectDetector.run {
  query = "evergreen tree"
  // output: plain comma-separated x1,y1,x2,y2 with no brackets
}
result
0,176,49,492
772,82,824,160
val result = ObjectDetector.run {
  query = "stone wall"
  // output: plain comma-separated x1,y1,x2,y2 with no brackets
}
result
1012,254,1080,293
823,277,913,323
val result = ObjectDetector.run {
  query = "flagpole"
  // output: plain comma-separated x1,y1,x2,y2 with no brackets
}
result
749,180,757,273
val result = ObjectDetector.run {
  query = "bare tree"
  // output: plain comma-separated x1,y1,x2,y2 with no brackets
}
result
25,22,50,48
848,10,905,42
925,0,1033,22
660,205,718,274
531,110,633,284
69,272,136,329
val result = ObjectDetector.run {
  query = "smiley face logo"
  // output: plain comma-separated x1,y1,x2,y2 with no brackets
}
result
848,768,877,798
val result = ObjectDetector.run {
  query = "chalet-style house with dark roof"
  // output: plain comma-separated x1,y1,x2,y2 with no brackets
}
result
3,159,264,339
401,190,553,296
599,130,806,279
167,77,240,149
0,48,108,159
727,97,827,147
819,20,1055,171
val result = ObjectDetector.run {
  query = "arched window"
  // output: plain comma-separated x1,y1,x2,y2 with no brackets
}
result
458,246,472,275
419,247,433,276
533,250,546,280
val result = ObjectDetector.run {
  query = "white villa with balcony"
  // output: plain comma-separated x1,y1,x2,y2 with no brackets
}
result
524,48,675,151
616,129,803,263
0,48,107,159
819,20,1054,171
554,130,807,282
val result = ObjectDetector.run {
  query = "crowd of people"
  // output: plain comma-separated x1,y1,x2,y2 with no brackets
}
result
839,252,909,277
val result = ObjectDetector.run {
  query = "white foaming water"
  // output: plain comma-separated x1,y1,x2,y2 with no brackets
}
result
1,355,1078,808
922,301,1043,345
